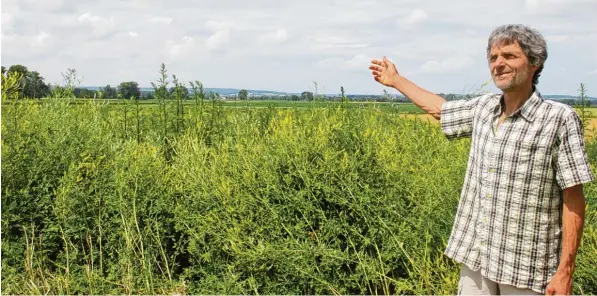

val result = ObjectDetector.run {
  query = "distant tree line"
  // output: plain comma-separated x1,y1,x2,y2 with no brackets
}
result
1,64,592,106
1,64,150,100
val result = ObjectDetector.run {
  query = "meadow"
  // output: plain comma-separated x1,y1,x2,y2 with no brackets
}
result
1,95,596,295
27,97,429,113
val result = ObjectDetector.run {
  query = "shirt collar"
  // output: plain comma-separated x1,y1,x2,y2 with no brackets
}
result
492,88,543,122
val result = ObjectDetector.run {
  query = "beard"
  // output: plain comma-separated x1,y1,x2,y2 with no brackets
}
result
493,67,530,91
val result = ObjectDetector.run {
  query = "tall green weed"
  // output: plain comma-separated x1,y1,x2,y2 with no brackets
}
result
1,96,596,294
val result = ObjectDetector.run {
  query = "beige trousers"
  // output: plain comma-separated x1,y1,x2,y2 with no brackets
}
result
457,264,541,295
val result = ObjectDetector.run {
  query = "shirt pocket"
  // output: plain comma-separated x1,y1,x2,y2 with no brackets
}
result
517,140,550,190
519,141,548,162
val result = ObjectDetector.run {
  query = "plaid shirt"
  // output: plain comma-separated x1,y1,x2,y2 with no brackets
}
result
440,89,595,293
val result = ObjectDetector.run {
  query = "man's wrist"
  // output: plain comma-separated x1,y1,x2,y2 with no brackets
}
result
390,75,403,90
556,262,575,276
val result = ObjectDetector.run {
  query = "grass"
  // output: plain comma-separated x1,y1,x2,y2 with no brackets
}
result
13,98,427,114
1,95,596,294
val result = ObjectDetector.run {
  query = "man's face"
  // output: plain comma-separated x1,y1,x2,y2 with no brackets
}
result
489,41,538,91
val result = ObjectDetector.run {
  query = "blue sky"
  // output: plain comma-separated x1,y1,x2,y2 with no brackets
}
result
2,0,596,96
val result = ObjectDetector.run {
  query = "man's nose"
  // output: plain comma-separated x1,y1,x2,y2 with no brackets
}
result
494,56,506,66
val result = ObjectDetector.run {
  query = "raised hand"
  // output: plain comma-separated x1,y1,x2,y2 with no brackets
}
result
369,56,399,88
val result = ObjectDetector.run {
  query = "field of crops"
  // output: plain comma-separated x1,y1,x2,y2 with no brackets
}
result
32,98,428,114
2,97,596,294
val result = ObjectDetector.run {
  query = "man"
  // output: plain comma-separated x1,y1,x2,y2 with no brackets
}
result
369,24,594,295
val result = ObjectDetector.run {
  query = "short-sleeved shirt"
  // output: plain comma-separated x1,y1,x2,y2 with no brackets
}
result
440,89,595,293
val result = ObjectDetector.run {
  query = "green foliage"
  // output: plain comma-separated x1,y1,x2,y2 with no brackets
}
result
74,88,98,98
169,82,189,100
2,65,596,294
301,91,314,101
1,69,23,101
2,96,596,295
8,64,28,76
312,81,325,102
101,85,118,99
50,68,83,99
576,83,593,130
238,89,248,100
2,64,50,98
118,81,141,100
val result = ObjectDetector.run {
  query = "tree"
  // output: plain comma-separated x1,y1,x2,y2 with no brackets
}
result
101,85,117,99
74,88,97,98
118,81,141,99
169,85,189,99
301,91,314,101
8,64,28,77
340,86,347,103
4,65,50,98
23,71,50,98
238,89,248,100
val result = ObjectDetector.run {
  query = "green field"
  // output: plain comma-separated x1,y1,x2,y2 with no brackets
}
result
2,97,596,294
22,97,597,117
20,98,429,114
575,107,597,117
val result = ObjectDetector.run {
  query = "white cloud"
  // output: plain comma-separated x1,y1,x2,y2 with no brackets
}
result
36,31,50,44
405,9,428,25
315,54,372,71
168,36,196,57
206,30,231,51
20,0,77,12
1,13,13,26
314,58,343,69
526,0,539,10
77,13,115,36
546,35,568,43
420,56,475,73
148,16,173,24
205,20,235,31
1,0,596,96
346,54,371,70
308,31,370,53
258,28,288,43
524,0,594,15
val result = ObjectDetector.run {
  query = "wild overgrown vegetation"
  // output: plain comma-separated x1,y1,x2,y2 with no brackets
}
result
2,66,596,294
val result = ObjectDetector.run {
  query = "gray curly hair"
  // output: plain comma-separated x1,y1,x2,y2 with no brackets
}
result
487,24,548,86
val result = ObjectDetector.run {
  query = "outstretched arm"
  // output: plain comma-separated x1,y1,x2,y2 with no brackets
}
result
369,56,446,120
